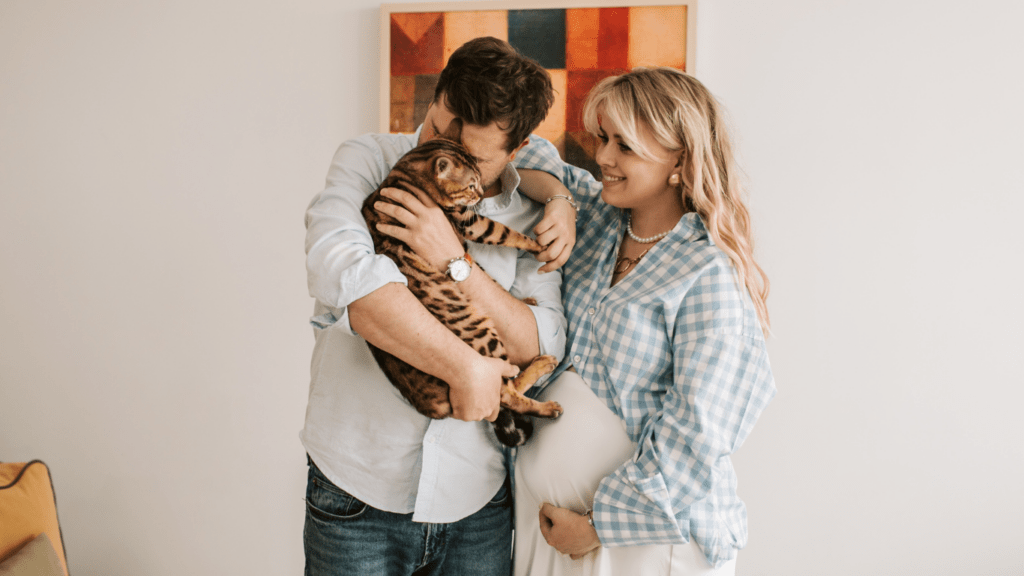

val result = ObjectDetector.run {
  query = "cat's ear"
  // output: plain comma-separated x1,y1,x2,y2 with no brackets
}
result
435,157,453,179
441,117,463,142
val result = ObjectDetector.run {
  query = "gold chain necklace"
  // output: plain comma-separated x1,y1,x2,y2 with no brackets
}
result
614,246,652,274
615,211,673,275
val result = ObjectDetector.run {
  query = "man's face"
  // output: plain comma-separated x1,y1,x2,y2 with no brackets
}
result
418,95,524,197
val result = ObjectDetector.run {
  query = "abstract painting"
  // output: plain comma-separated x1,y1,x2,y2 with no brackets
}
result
381,0,697,175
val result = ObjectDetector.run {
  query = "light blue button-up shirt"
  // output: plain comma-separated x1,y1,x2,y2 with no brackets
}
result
301,130,566,523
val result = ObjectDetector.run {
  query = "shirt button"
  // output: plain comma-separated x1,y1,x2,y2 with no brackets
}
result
573,355,582,363
588,307,596,315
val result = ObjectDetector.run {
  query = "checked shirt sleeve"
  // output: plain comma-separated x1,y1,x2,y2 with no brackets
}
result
514,136,604,216
592,264,775,550
513,135,565,179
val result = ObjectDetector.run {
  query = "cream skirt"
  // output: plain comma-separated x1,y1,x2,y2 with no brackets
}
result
513,371,736,576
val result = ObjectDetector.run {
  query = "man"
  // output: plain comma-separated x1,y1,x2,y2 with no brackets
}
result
301,37,567,575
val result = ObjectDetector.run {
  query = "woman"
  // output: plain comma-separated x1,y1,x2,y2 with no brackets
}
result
514,67,775,575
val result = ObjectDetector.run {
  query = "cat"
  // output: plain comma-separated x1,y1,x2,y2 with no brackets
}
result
360,127,563,447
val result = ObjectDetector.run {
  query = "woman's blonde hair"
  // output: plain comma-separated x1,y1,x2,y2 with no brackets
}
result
582,67,771,332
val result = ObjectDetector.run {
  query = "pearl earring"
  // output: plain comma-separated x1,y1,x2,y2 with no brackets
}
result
669,173,680,186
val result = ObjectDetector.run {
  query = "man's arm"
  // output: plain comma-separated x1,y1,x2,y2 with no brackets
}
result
349,284,518,421
306,134,512,420
371,188,547,367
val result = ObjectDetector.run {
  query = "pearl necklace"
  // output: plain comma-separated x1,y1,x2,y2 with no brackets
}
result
626,212,673,244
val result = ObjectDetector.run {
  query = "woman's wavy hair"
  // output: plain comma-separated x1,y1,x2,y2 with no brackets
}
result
582,67,771,332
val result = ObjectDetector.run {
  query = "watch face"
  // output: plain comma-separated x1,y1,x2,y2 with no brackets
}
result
448,258,471,282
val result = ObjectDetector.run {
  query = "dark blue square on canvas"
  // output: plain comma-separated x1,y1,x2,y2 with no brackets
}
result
508,9,566,70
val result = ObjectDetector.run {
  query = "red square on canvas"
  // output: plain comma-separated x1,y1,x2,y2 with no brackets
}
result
391,13,444,76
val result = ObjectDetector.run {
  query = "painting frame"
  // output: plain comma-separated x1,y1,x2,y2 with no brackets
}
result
380,0,697,171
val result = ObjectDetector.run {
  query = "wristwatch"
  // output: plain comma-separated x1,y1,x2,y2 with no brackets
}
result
446,253,474,282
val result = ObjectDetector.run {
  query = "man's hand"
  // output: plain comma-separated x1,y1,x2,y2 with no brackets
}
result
374,187,464,270
533,199,576,273
539,503,601,559
447,355,519,422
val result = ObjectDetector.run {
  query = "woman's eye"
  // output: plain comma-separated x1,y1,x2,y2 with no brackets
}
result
597,133,608,143
618,143,632,153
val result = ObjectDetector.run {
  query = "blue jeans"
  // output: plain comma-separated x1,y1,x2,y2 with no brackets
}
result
304,457,512,576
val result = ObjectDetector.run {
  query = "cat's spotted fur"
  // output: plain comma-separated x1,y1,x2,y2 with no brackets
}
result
360,133,562,447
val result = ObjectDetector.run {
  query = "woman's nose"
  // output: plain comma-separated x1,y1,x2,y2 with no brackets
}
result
594,142,613,167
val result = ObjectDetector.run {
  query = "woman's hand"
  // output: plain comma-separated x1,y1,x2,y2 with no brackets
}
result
538,503,601,559
517,168,577,273
373,187,464,270
534,199,576,273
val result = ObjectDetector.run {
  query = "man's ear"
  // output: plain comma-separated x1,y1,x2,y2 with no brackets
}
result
509,138,530,162
442,117,463,142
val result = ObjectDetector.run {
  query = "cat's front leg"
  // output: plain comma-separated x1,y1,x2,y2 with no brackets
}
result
450,207,545,255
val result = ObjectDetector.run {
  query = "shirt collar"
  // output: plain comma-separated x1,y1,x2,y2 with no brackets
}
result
678,211,709,244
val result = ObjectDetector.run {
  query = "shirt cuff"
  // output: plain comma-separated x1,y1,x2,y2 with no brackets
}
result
529,303,567,363
591,464,687,548
310,255,408,336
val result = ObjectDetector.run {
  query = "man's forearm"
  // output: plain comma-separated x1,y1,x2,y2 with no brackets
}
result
349,282,480,382
457,264,540,367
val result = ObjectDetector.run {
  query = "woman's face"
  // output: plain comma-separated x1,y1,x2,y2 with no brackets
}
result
594,108,681,213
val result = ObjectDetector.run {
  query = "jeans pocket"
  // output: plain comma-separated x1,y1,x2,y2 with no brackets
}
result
307,474,369,522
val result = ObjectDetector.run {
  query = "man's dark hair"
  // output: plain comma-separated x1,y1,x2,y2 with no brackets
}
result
434,37,555,154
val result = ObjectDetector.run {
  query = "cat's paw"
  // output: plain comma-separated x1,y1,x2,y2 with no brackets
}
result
536,400,563,419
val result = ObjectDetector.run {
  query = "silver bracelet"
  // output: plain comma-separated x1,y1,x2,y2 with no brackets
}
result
546,194,578,220
585,509,594,527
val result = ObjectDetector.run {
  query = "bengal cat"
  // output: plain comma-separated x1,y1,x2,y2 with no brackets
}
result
360,131,563,447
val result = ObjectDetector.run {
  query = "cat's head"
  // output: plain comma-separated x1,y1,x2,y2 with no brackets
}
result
418,137,483,208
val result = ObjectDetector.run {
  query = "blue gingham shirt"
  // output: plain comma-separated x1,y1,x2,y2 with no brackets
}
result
515,138,776,567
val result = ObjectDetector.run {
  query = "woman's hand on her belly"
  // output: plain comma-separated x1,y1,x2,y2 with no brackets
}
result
539,502,601,559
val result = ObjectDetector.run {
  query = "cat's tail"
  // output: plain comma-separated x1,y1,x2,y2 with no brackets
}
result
493,408,532,447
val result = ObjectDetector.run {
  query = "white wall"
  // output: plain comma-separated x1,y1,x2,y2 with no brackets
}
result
1,0,1021,574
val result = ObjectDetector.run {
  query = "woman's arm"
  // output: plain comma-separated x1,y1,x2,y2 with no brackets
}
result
591,264,776,551
518,169,577,272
